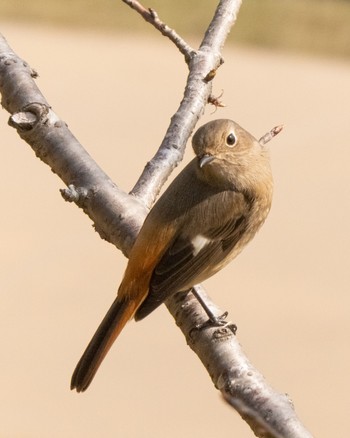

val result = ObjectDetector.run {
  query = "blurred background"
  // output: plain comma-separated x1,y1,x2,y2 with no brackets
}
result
2,0,350,58
1,1,349,438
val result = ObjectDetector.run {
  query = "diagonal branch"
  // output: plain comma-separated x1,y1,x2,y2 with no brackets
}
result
0,34,147,256
129,0,242,209
122,0,195,63
0,2,313,437
167,286,313,438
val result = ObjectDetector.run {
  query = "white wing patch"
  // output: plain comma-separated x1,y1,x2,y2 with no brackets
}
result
191,234,210,256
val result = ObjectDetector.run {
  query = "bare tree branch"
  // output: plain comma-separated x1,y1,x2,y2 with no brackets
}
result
167,287,313,438
122,0,195,62
0,1,314,437
0,35,146,256
129,0,242,209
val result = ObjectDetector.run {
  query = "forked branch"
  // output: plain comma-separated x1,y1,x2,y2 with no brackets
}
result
0,1,312,437
128,0,242,209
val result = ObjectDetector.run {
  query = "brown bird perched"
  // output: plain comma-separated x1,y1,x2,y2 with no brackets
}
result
71,119,275,392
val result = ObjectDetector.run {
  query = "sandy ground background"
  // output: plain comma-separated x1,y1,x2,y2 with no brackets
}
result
0,22,349,437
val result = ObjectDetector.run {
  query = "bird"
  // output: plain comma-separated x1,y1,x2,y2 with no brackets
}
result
71,119,274,392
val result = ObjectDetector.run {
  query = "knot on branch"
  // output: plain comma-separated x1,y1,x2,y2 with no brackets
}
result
212,323,237,340
60,184,89,203
8,102,50,131
0,53,38,77
0,54,17,69
204,68,217,82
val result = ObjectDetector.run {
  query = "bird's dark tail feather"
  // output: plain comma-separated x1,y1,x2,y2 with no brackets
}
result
71,297,136,392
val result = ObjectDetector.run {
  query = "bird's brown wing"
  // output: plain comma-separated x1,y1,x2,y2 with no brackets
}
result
134,210,249,320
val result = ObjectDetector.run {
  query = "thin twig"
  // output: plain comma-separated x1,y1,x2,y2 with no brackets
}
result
122,0,195,63
129,0,242,209
259,124,284,145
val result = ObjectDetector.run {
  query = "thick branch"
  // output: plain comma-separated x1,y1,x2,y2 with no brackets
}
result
0,34,147,256
167,286,313,438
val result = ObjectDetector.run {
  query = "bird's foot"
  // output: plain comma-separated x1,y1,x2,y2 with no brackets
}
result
190,312,237,338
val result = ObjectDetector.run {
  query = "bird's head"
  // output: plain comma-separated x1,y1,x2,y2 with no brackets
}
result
192,119,272,193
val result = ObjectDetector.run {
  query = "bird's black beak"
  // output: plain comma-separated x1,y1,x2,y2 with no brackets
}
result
199,154,215,168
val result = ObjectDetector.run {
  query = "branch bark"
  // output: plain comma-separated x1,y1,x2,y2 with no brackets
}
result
0,36,146,256
122,0,195,62
128,0,241,209
168,285,313,438
0,1,313,437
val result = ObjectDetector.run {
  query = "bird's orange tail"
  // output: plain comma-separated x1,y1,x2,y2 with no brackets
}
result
71,297,137,392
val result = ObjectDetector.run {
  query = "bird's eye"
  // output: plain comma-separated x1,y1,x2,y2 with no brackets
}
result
226,132,237,147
